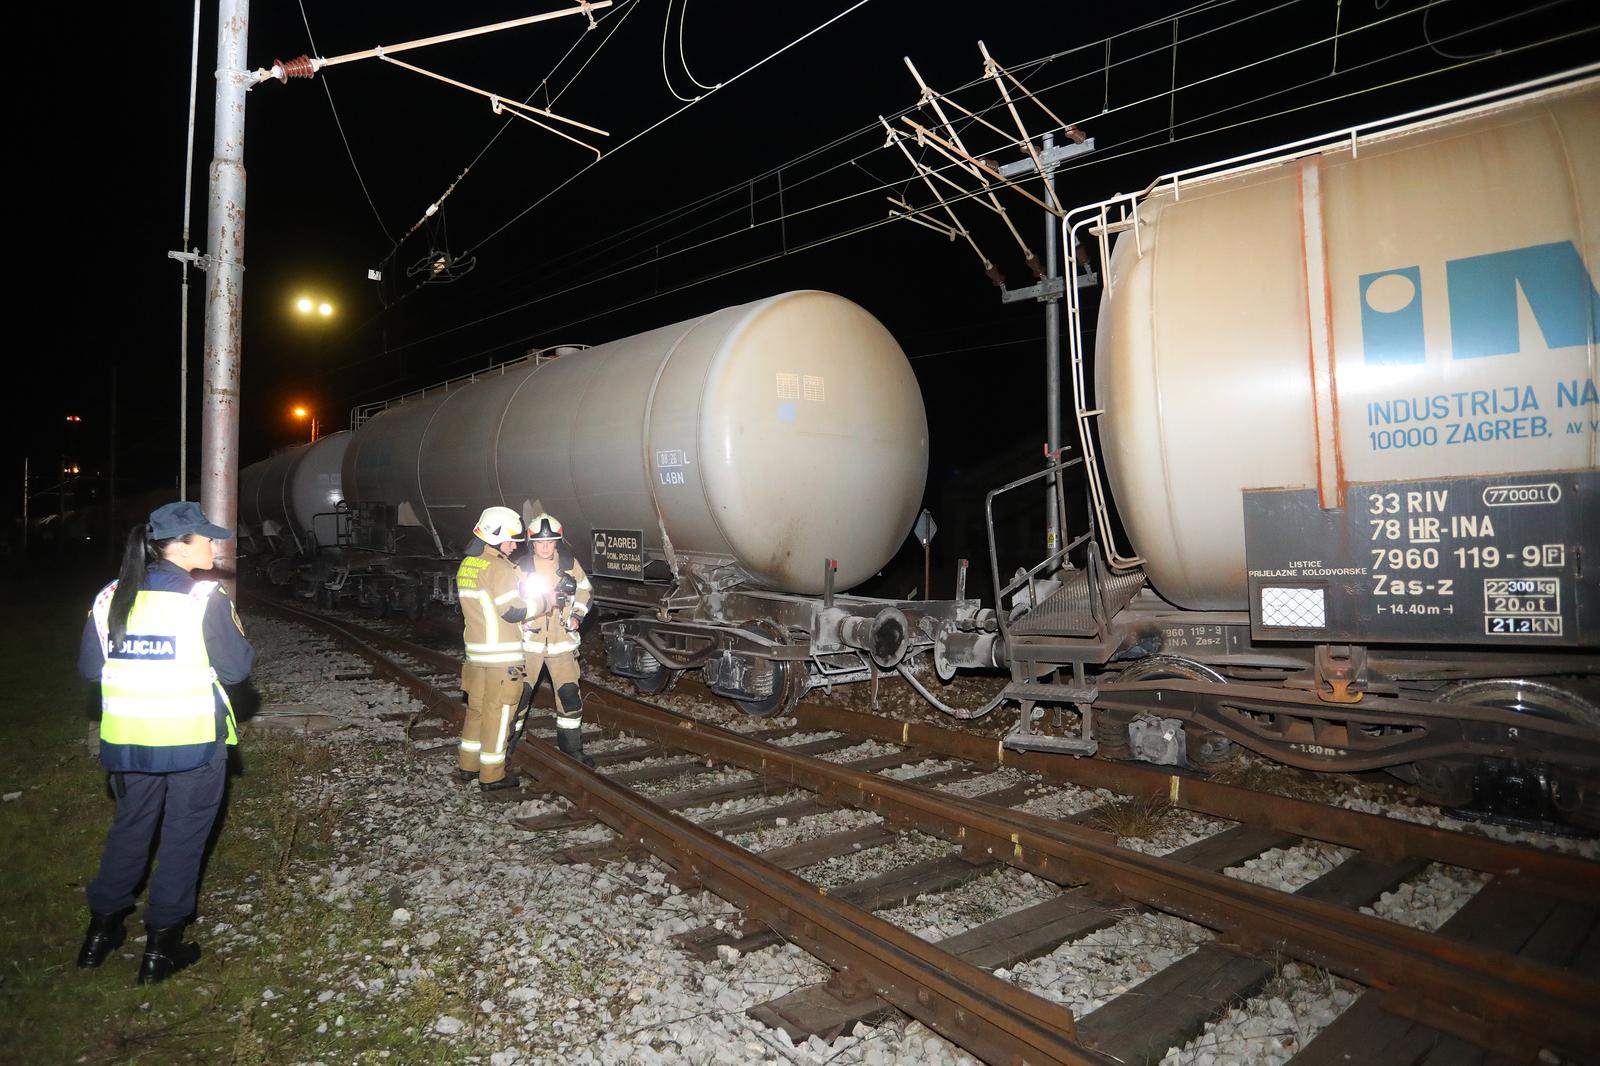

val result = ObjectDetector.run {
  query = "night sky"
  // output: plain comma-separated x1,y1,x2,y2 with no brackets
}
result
15,0,1596,581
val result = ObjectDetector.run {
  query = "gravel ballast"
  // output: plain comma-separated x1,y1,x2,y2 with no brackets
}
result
227,613,1582,1065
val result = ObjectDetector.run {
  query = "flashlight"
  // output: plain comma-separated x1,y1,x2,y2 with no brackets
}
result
521,572,554,614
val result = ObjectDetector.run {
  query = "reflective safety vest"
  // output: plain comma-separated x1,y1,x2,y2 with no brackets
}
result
520,550,591,657
457,547,525,665
91,581,237,773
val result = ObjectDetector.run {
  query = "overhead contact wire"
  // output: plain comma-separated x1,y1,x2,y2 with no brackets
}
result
296,0,393,242
375,0,640,272
432,0,1325,302
385,20,1595,381
356,0,1589,373
463,0,1569,299
463,0,879,257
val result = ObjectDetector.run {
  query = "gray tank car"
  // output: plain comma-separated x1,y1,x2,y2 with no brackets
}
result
239,292,996,713
339,290,927,592
238,431,351,583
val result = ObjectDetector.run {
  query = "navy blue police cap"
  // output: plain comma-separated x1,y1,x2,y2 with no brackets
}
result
147,500,234,541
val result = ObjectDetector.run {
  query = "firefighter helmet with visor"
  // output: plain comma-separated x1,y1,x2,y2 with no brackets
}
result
473,506,524,544
527,513,564,541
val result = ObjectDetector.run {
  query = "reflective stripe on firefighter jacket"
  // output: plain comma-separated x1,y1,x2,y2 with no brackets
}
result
520,550,592,656
457,544,526,664
90,581,238,772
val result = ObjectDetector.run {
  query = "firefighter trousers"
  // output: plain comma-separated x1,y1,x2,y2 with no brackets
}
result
460,663,525,784
525,651,583,729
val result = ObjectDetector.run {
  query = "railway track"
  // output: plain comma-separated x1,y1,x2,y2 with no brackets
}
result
244,593,1600,1066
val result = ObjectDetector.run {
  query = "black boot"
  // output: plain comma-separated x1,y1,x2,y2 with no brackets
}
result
478,773,521,792
556,726,596,768
453,768,478,783
76,911,126,969
136,923,201,985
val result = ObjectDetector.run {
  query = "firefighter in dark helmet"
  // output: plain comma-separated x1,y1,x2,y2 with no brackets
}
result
519,513,595,766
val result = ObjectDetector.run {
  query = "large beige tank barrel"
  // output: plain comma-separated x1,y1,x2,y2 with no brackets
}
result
1095,82,1599,611
345,291,929,593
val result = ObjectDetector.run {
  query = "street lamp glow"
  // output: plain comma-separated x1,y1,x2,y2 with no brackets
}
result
295,296,314,314
318,302,333,316
291,405,319,442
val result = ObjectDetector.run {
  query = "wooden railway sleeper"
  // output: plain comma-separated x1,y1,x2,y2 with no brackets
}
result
581,689,1599,1061
254,599,1597,1065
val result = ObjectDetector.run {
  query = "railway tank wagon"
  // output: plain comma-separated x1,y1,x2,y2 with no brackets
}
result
339,290,928,593
238,430,352,582
245,292,990,712
1016,75,1600,824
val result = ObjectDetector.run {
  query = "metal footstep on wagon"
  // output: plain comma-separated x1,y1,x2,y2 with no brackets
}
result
1007,566,1146,637
983,460,1149,756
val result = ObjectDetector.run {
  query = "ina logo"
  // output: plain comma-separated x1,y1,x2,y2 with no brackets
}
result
1359,241,1599,365
593,532,607,556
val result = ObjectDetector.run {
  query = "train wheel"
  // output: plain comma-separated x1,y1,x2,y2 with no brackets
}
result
734,664,795,717
1437,678,1600,728
1116,656,1235,771
734,621,800,718
1422,678,1600,823
632,665,676,696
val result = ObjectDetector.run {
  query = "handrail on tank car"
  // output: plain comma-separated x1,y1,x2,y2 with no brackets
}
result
347,342,593,430
1059,66,1600,574
311,503,352,551
985,456,1094,647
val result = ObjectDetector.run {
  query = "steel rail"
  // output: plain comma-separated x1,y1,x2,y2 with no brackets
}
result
246,596,1599,902
580,691,1598,1061
506,727,1107,1066
789,703,1600,907
249,595,1598,1059
244,595,1109,1065
245,596,1599,904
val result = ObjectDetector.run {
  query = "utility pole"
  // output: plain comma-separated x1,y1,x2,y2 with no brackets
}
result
173,0,203,502
200,0,251,591
59,450,68,557
109,367,119,565
998,132,1093,558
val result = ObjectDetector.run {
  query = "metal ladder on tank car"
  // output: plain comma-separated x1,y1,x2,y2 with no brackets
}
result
986,456,1145,754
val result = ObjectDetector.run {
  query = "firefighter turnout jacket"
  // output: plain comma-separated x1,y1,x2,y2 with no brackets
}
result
79,559,256,773
520,548,592,656
457,543,527,665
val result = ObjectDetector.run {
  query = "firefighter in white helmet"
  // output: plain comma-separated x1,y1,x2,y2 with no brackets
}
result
456,506,529,791
519,513,595,766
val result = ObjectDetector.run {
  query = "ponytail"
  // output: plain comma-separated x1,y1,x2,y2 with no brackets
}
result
106,523,190,647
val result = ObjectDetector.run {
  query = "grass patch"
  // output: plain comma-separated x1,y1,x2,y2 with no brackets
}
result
1211,754,1352,804
1083,796,1176,840
0,568,506,1063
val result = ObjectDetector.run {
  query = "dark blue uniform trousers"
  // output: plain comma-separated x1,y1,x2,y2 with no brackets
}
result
86,747,226,928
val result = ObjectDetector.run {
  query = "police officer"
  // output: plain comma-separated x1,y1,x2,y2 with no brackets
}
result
456,507,530,791
520,513,595,766
76,501,255,984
